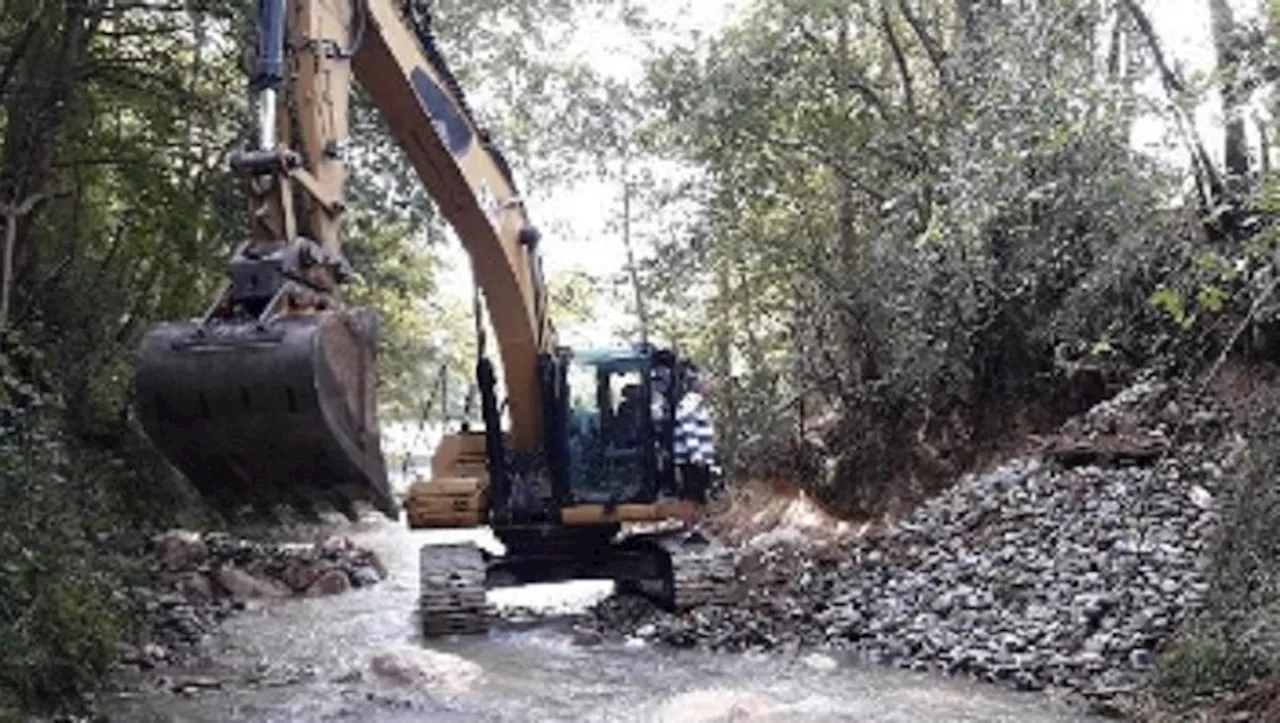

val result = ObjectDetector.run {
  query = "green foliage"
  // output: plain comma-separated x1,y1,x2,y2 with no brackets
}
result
344,211,447,419
0,333,142,716
1154,633,1261,706
636,0,1230,514
548,268,601,325
430,0,656,185
1150,287,1192,329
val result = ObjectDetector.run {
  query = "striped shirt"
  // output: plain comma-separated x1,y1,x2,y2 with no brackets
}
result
674,391,715,466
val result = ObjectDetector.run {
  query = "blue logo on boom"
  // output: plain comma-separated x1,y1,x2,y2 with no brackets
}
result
410,67,472,157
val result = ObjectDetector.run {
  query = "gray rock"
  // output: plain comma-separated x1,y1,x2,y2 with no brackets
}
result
581,381,1233,707
215,567,291,600
306,569,352,597
572,627,604,646
282,560,324,591
175,572,215,599
153,529,209,571
352,565,382,588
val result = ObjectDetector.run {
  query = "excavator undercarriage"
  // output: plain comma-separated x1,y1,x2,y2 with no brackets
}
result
418,531,739,637
132,0,739,637
404,343,743,635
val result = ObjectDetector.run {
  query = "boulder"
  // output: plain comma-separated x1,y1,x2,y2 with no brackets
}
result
369,646,482,695
215,567,291,600
572,627,604,647
152,529,208,571
281,560,324,592
652,689,779,722
321,535,353,553
175,572,216,599
306,568,352,597
351,565,382,588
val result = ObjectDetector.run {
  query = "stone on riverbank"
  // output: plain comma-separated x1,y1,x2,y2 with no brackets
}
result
122,530,387,669
584,378,1235,710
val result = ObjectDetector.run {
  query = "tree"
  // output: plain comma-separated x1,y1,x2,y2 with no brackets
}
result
639,0,1191,513
1209,0,1250,182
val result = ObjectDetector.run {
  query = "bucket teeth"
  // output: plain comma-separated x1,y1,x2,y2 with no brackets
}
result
133,309,396,521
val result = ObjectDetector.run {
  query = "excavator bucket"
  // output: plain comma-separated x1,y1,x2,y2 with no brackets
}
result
133,308,398,521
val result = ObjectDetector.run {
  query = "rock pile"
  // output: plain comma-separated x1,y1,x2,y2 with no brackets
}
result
122,530,386,668
586,379,1236,704
151,530,387,600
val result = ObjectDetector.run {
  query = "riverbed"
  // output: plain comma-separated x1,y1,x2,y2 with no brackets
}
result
100,516,1102,722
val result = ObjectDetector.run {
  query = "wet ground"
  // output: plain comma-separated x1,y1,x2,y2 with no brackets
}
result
100,517,1102,722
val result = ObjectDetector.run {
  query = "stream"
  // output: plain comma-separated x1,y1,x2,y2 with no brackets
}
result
101,517,1102,722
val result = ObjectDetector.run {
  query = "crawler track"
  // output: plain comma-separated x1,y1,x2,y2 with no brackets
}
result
418,542,490,637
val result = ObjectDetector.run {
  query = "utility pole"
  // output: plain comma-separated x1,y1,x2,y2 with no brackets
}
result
621,156,649,345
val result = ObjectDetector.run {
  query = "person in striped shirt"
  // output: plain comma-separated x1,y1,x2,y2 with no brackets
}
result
675,371,717,504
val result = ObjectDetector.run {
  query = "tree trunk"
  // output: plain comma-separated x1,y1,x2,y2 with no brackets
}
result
955,0,1001,44
0,193,46,328
1208,0,1249,182
619,164,649,344
1270,2,1280,173
1260,113,1272,175
0,2,101,313
1121,0,1230,237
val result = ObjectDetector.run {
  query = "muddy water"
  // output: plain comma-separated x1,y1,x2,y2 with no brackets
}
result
101,518,1100,722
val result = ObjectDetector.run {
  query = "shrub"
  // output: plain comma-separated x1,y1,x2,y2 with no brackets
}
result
0,333,144,715
1154,632,1262,707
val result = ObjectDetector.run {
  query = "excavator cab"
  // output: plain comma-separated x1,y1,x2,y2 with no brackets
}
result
413,343,738,636
564,345,685,506
567,347,652,505
408,343,691,527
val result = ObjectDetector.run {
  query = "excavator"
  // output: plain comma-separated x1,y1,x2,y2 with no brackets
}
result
132,0,738,636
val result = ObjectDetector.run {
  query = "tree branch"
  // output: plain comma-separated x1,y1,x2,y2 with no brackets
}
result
897,0,949,86
0,192,49,329
795,26,893,120
880,0,917,114
1118,0,1186,94
0,17,43,101
1120,0,1227,220
1106,9,1124,79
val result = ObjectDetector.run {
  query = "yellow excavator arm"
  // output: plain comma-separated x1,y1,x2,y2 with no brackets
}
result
132,0,554,520
353,0,555,452
279,0,554,450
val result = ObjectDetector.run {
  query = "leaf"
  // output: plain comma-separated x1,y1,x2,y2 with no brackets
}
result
1149,288,1187,326
1197,285,1230,314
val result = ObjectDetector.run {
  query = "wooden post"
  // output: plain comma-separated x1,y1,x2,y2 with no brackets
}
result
0,192,45,329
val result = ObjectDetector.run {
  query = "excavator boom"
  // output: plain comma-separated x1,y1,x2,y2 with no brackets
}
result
133,0,552,520
353,0,555,451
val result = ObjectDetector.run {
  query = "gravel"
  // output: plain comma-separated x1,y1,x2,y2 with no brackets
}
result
584,378,1237,705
